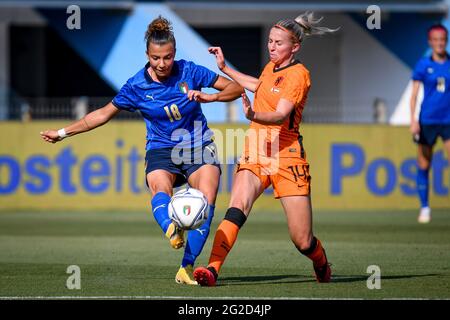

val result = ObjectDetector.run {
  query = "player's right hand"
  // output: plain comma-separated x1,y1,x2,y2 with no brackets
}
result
410,120,420,142
208,47,226,71
40,130,60,144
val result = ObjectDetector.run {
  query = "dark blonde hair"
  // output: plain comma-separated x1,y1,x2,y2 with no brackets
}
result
428,24,448,39
274,11,339,44
145,15,176,49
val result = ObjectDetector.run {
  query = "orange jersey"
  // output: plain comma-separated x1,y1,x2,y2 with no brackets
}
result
244,60,311,160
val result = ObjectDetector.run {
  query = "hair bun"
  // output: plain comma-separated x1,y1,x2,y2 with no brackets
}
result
150,17,172,33
145,15,176,47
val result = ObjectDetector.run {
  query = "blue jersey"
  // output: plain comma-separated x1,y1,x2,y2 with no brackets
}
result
112,60,218,150
412,55,450,124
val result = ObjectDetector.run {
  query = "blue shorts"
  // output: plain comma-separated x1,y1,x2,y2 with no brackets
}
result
145,141,221,188
417,124,450,146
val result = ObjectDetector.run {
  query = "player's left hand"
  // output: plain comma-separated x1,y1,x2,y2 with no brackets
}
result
241,93,255,120
187,90,218,103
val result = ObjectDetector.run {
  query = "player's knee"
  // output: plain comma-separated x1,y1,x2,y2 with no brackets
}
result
292,235,313,252
148,182,172,196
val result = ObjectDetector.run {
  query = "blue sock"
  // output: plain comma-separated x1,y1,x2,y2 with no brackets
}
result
181,204,215,267
417,168,429,208
151,192,172,234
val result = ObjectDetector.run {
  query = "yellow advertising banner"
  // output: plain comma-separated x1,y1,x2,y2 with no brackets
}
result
0,122,448,210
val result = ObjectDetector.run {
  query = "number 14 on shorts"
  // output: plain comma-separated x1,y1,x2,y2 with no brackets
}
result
288,164,309,182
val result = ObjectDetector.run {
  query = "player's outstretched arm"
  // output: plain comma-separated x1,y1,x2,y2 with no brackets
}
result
208,47,259,92
40,102,121,144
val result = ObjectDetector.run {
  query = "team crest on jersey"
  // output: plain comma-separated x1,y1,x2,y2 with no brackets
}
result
179,82,189,94
271,76,284,93
274,76,284,86
427,67,434,74
183,205,191,216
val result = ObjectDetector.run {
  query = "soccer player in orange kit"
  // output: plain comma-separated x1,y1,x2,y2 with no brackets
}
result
194,12,339,286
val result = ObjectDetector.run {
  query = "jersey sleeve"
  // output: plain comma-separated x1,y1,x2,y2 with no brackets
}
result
190,62,219,88
112,81,138,112
412,60,426,81
281,70,310,105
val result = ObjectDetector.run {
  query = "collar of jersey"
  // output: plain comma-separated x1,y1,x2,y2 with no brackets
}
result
273,59,300,73
429,53,450,64
140,62,180,89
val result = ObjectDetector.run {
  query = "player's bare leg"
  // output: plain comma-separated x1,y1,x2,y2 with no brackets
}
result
228,169,265,215
146,169,175,196
188,164,220,205
280,196,331,283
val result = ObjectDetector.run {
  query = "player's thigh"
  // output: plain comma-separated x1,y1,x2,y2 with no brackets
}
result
187,164,221,205
229,169,265,216
280,195,313,249
146,170,177,195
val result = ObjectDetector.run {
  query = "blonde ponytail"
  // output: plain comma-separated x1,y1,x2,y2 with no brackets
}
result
294,11,339,38
275,11,339,43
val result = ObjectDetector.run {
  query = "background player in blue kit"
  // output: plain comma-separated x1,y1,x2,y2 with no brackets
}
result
40,16,243,284
410,24,450,224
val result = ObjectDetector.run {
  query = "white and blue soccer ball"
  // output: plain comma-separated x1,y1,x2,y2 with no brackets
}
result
168,188,209,230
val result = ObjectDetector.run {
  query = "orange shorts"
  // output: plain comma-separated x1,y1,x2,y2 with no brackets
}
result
236,156,311,198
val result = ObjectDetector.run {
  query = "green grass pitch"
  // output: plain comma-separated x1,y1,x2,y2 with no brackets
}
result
0,209,449,299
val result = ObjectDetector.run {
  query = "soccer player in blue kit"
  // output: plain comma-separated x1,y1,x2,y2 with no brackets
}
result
40,16,243,284
410,24,450,224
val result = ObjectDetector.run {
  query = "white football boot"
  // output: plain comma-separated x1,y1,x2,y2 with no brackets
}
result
418,207,431,224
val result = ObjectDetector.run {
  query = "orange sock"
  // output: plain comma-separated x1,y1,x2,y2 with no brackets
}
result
303,237,327,267
208,219,240,273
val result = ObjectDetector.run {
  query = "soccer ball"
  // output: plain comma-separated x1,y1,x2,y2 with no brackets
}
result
168,188,209,230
